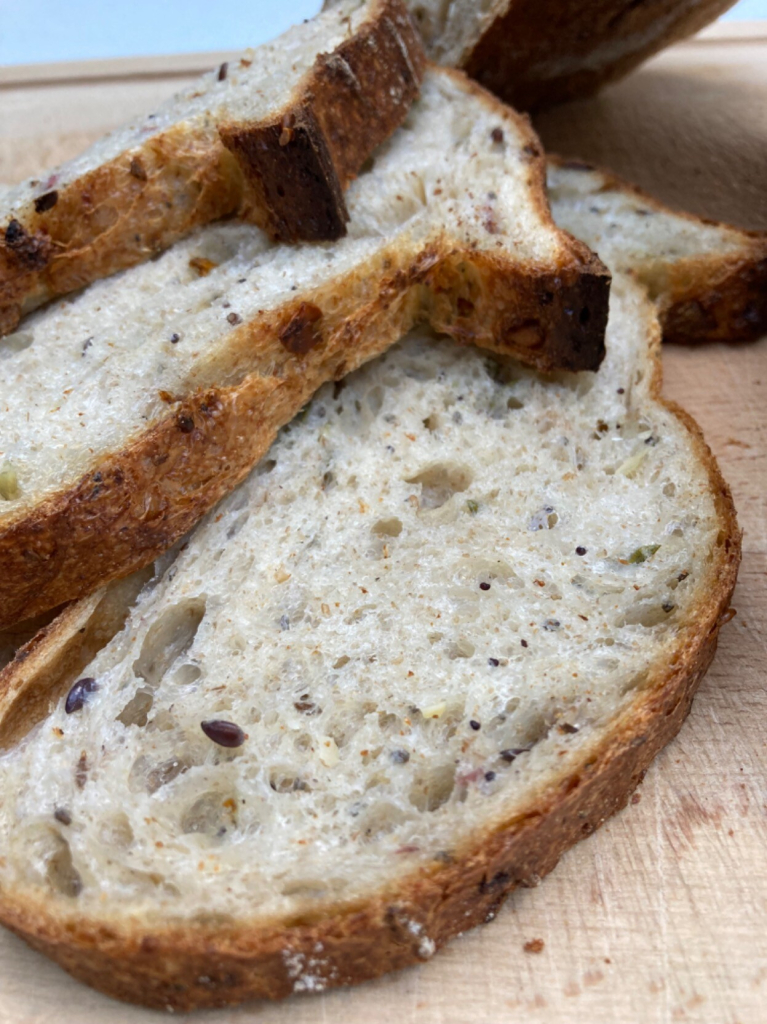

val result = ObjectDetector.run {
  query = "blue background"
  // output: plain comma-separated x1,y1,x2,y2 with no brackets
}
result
0,0,761,66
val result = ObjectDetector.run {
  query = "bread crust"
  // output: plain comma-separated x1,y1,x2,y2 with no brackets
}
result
221,0,426,242
0,306,740,1009
0,0,425,335
549,156,767,344
0,75,610,629
461,0,737,110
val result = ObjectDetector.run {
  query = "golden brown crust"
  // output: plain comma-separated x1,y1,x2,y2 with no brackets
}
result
0,307,740,1010
0,79,610,629
0,0,425,334
549,155,767,344
463,0,738,110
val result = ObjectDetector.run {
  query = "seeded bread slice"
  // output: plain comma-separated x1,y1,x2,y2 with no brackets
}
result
0,220,739,1009
548,158,767,344
0,0,425,336
392,0,737,109
0,68,610,631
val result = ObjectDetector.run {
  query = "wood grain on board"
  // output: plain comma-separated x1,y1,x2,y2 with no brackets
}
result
0,23,764,1024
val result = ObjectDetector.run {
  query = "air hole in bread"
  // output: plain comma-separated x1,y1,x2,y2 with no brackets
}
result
99,813,134,848
366,385,384,415
281,880,329,899
423,412,440,431
0,331,34,358
405,462,472,509
181,790,238,836
618,603,674,628
360,801,409,839
448,638,475,659
269,768,309,793
372,517,402,537
409,763,456,812
116,688,154,727
133,597,206,688
130,753,195,795
26,826,82,897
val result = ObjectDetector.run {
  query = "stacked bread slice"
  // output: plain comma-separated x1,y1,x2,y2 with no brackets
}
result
0,1,760,1011
0,0,425,335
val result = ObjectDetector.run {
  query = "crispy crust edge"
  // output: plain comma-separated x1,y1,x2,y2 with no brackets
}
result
0,287,741,1011
0,0,425,334
548,155,767,344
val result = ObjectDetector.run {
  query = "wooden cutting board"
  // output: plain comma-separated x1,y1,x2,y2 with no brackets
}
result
0,23,765,1024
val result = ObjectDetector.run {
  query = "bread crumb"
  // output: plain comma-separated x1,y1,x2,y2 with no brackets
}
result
524,938,545,954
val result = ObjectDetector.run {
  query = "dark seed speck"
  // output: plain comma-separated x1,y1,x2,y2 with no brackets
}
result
488,657,499,667
479,581,491,591
485,771,496,782
201,720,246,747
390,749,410,764
576,546,587,556
469,720,481,731
65,677,98,714
34,190,58,214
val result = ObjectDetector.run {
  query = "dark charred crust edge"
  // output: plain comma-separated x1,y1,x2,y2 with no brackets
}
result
547,153,767,345
219,0,426,242
660,256,767,345
462,0,736,110
220,112,350,243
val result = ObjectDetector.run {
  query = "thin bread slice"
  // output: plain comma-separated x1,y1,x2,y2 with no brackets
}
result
0,217,739,1009
0,0,425,336
547,157,767,344
392,0,736,109
0,68,609,631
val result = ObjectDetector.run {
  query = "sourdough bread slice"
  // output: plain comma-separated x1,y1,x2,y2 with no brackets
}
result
0,264,738,1005
0,0,425,336
0,68,609,630
547,158,767,344
371,0,737,109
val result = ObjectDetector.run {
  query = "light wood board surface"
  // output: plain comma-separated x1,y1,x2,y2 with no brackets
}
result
0,25,765,1024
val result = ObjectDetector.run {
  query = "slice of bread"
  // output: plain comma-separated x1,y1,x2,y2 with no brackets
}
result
0,222,739,1008
385,0,737,109
548,158,767,344
0,68,610,631
0,0,425,337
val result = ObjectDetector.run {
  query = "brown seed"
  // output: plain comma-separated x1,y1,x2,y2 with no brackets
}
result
201,720,246,747
491,127,504,144
279,302,323,355
129,157,148,181
54,807,72,826
34,190,58,213
189,256,217,277
218,61,229,81
524,938,545,954
177,413,195,433
227,312,242,325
